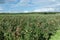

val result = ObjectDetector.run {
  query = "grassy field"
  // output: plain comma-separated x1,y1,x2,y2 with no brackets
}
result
50,30,60,40
0,13,60,40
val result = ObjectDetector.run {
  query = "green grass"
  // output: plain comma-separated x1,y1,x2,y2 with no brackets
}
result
50,30,60,40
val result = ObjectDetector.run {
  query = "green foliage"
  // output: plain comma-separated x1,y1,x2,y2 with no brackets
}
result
49,30,60,40
0,13,60,40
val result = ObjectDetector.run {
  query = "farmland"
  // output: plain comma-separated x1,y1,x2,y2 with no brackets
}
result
0,12,60,40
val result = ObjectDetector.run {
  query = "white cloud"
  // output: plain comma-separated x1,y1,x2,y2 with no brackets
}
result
6,0,17,2
0,0,60,12
17,0,30,5
9,0,60,8
49,0,56,2
23,11,29,13
34,7,55,12
42,3,60,8
10,0,31,8
0,7,3,10
6,0,15,1
1,10,29,13
1,11,20,13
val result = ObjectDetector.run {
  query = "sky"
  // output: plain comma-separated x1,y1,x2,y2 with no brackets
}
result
0,0,60,13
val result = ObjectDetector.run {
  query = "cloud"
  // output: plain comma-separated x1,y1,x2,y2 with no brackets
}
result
10,0,47,8
10,0,59,8
0,0,60,12
33,7,55,12
6,0,15,2
1,11,20,13
0,10,29,13
42,3,60,8
6,0,17,2
0,7,3,10
5,0,19,4
49,0,56,2
16,0,29,5
23,11,29,13
10,0,31,8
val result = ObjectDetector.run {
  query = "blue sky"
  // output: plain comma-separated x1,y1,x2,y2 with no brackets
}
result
0,0,60,13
